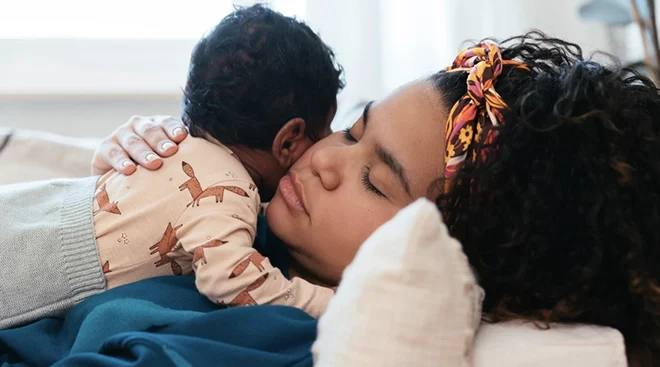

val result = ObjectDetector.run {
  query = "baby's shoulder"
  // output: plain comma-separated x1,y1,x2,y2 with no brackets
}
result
173,137,253,184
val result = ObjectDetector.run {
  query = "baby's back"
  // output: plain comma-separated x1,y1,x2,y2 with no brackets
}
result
93,136,260,289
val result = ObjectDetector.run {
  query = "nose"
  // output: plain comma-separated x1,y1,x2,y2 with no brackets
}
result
309,144,346,191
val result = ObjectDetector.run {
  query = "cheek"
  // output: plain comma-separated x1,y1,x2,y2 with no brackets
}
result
267,189,398,283
305,204,398,281
295,139,315,163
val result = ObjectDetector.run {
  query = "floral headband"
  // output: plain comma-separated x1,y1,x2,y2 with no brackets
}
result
444,42,528,184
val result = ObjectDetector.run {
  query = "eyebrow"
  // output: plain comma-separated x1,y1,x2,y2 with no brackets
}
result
362,100,412,196
362,100,374,129
375,146,412,199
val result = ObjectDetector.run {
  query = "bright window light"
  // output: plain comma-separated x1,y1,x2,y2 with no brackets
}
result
0,0,306,39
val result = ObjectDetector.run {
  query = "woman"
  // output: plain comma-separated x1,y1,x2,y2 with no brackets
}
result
93,33,660,366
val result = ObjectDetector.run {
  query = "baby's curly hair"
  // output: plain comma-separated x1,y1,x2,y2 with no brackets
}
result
433,31,660,366
183,4,344,150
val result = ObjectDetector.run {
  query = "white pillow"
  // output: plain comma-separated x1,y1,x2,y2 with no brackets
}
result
313,198,482,367
313,198,628,367
473,321,626,367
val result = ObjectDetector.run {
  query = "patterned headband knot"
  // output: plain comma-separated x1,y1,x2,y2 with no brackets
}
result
444,42,528,184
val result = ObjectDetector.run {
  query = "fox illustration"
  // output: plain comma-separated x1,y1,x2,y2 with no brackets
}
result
93,183,121,216
229,252,266,279
218,273,269,307
178,161,250,207
149,222,184,275
192,239,228,269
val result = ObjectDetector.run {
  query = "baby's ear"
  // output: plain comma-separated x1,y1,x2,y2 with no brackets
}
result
272,118,311,169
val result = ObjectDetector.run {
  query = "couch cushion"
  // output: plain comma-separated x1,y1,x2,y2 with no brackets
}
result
473,321,627,367
0,128,98,185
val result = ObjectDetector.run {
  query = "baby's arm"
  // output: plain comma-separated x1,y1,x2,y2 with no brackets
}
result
199,242,334,318
175,180,333,317
245,264,335,318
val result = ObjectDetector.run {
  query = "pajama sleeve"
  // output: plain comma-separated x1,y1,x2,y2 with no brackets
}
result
176,179,334,318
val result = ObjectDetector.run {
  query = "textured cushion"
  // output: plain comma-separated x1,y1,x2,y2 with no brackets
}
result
313,198,482,367
313,198,627,367
473,321,627,367
0,128,98,185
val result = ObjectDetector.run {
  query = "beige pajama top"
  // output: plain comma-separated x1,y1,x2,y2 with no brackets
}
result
92,136,333,317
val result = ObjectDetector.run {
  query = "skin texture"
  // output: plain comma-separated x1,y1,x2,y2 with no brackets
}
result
230,109,336,202
266,81,446,286
91,115,188,175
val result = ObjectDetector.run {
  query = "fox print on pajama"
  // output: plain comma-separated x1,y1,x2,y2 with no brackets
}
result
92,137,334,317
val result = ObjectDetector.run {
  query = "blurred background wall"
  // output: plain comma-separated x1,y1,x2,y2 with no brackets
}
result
0,0,645,137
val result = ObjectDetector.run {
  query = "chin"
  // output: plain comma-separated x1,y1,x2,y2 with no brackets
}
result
265,195,289,239
266,192,308,253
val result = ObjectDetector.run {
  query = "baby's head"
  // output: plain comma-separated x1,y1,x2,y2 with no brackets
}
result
182,4,344,199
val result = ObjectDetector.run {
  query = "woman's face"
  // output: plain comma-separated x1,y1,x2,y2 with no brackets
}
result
266,80,447,285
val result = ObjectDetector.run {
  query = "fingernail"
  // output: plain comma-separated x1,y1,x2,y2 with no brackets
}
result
121,160,134,168
172,128,184,137
161,141,175,151
145,153,159,162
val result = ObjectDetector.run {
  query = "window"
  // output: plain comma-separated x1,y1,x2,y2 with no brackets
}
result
0,1,306,95
0,0,306,39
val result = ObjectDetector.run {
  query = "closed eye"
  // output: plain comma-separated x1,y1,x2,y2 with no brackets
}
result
361,167,385,198
342,127,357,143
343,128,385,198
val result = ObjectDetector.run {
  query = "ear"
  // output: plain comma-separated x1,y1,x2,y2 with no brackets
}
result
272,118,308,169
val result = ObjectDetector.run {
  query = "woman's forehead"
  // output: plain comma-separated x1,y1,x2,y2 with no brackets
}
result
370,81,447,197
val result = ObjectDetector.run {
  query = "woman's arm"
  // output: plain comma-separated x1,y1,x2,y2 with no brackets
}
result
91,115,188,175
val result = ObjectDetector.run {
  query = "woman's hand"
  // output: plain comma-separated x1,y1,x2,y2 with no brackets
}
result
91,115,188,175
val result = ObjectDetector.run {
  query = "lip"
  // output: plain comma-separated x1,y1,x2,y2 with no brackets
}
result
278,173,308,215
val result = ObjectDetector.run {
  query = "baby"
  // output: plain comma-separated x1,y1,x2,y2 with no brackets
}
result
0,5,343,329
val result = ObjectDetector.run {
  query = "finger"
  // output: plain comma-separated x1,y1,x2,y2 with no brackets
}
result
155,115,188,143
133,116,178,157
92,141,137,175
120,133,164,170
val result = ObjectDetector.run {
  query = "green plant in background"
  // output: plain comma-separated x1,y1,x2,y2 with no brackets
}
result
580,0,660,84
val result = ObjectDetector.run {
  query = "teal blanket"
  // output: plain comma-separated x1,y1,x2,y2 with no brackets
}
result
0,276,316,367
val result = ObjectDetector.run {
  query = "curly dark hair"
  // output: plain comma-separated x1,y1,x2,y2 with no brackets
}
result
432,31,660,366
182,4,345,150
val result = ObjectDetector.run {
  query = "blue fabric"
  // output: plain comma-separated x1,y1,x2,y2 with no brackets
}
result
255,214,290,279
0,276,317,367
1,216,317,367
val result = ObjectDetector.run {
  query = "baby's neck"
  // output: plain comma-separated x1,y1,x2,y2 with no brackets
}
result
227,144,284,200
225,145,267,188
199,134,269,188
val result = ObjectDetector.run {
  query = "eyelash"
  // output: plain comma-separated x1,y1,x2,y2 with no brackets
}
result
361,167,385,197
342,127,357,142
342,128,386,198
